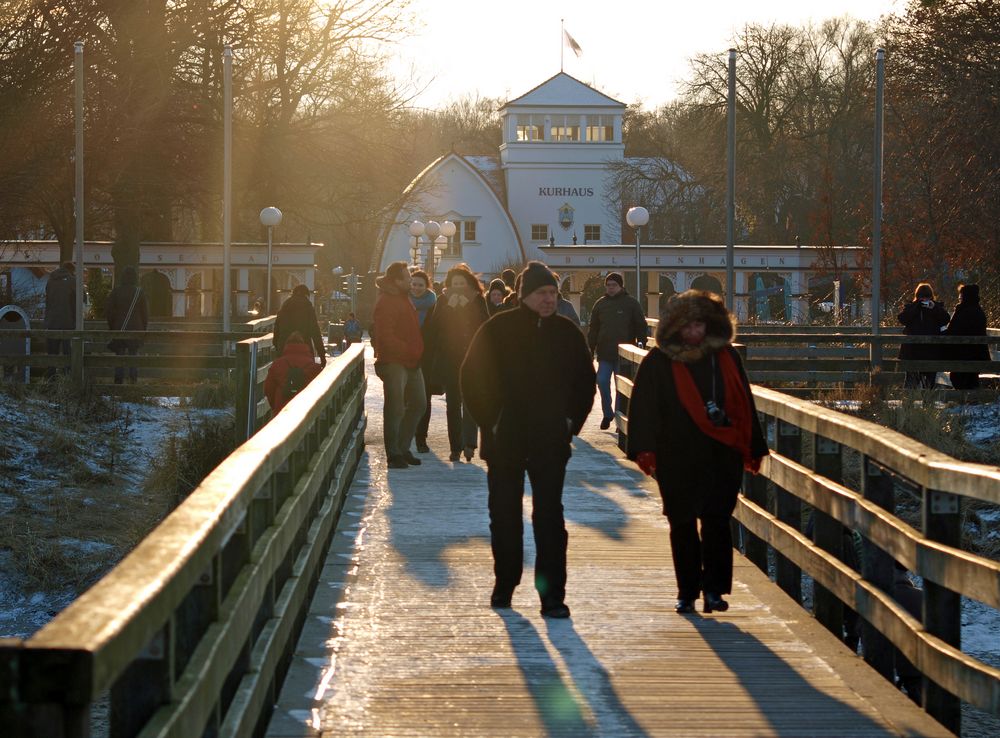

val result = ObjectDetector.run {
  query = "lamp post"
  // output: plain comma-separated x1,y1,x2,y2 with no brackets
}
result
626,206,649,314
408,219,455,283
259,206,282,314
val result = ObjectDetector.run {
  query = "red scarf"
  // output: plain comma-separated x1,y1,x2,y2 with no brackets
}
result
671,348,754,467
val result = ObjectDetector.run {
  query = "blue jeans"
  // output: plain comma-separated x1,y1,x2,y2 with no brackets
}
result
375,363,427,459
596,360,619,422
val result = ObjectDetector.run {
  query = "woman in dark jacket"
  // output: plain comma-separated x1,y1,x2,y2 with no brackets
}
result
944,283,989,390
106,265,149,384
486,278,510,317
423,264,489,461
897,282,950,389
627,290,768,615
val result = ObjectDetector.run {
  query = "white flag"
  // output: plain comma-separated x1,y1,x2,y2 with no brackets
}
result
564,29,583,58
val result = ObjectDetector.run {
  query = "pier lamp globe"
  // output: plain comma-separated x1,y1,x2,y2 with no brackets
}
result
259,206,283,314
626,206,650,312
409,220,426,267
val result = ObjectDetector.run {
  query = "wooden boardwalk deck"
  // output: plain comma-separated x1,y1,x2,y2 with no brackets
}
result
265,347,951,737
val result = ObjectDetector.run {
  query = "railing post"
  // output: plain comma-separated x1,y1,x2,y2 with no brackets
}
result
860,456,895,680
110,627,172,738
811,434,846,643
235,340,252,445
70,336,85,387
775,420,802,603
921,486,961,734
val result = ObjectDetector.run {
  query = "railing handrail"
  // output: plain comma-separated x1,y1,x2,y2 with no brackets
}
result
2,343,366,736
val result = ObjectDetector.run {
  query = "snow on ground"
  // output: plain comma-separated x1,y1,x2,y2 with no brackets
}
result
0,392,230,639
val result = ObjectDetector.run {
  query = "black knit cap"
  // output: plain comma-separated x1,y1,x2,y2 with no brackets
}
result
519,261,559,298
605,272,624,287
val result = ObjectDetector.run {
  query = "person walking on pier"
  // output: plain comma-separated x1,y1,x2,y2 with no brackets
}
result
461,261,595,618
626,290,768,615
274,284,326,366
588,272,647,430
264,331,322,412
897,282,949,389
423,264,489,462
944,283,989,390
374,261,427,469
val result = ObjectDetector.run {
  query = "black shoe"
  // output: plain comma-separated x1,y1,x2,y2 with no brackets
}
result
463,446,476,461
675,599,696,614
403,452,422,466
599,417,612,430
541,602,571,619
703,593,729,613
387,455,409,469
449,450,462,462
490,585,513,609
415,442,430,453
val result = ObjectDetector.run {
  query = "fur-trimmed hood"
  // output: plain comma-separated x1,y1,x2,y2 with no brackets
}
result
655,290,736,363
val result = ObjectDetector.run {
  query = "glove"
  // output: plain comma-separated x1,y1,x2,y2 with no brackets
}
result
745,456,763,475
636,451,657,477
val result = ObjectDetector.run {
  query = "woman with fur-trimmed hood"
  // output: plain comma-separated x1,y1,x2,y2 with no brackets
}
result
626,290,768,615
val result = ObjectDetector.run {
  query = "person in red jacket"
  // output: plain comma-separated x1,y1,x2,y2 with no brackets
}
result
373,261,427,469
264,332,323,412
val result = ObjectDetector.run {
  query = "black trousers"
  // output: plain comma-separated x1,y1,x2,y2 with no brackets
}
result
487,457,568,605
662,487,738,600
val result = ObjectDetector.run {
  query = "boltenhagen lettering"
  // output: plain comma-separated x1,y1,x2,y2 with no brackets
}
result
538,186,595,197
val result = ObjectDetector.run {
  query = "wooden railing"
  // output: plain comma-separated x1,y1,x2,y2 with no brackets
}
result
616,342,1000,734
643,319,1000,392
0,343,366,738
234,332,277,444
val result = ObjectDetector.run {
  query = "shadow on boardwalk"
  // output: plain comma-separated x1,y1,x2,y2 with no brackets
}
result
500,611,650,738
692,618,898,737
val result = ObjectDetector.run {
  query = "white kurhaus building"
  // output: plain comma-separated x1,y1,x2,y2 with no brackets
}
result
377,72,628,279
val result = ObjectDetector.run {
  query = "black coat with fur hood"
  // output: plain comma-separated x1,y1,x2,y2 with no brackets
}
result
626,291,768,514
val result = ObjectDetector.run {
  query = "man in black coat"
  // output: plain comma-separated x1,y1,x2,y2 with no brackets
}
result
44,262,76,360
587,272,647,429
274,284,326,366
461,261,595,618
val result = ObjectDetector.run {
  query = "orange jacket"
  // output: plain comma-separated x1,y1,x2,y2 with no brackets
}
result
264,342,323,412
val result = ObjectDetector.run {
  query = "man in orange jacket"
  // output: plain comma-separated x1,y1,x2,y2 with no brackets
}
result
264,332,323,412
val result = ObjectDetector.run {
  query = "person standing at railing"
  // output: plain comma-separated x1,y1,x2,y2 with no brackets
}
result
897,282,949,389
461,261,595,618
43,261,75,373
106,266,149,384
587,272,647,430
274,284,326,367
943,283,989,390
374,261,427,470
626,290,768,615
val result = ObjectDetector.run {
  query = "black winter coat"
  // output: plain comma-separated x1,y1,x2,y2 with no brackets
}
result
897,300,949,360
461,304,595,465
44,267,75,330
587,291,646,362
106,278,149,350
944,301,989,361
423,289,488,384
626,345,768,515
274,293,324,358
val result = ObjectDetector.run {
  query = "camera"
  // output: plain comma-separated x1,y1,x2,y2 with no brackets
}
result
705,400,730,427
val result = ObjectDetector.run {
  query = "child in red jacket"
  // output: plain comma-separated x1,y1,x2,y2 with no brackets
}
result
264,332,323,412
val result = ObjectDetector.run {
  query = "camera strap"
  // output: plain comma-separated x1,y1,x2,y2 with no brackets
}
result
710,354,718,405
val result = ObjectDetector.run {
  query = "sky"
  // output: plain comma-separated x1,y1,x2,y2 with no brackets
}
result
384,0,906,110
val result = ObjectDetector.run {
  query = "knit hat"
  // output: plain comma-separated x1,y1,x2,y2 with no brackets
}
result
488,278,508,295
519,261,559,298
605,272,624,288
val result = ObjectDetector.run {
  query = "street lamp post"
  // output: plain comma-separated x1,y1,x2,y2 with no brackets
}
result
259,206,282,314
408,219,455,283
626,206,650,314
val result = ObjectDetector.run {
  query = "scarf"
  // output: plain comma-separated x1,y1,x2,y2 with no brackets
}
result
671,348,754,468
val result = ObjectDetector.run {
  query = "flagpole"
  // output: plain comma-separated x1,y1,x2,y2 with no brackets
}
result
560,18,564,72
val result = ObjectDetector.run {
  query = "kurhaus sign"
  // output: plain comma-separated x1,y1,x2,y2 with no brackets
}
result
538,187,594,197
